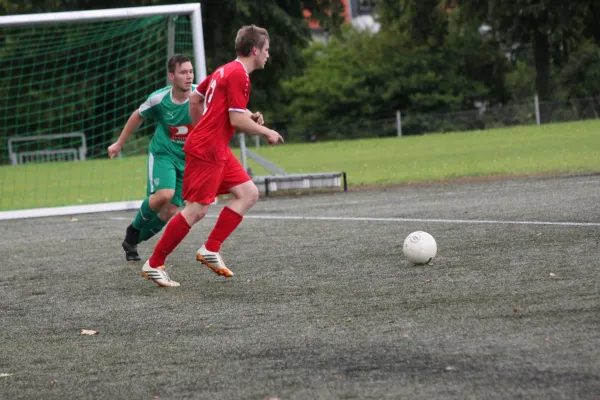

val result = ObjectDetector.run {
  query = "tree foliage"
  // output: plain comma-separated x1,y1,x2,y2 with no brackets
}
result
2,0,600,143
279,1,509,139
458,0,595,101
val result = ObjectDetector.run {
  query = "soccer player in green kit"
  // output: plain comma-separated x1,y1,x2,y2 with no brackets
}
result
108,54,196,261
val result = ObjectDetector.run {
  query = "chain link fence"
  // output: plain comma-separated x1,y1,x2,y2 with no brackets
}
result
244,95,600,147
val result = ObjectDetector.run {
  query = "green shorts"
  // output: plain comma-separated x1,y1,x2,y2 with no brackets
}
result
146,152,185,207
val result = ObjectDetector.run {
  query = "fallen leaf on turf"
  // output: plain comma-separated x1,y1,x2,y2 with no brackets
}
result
80,329,98,335
0,373,13,378
344,318,353,323
513,308,518,313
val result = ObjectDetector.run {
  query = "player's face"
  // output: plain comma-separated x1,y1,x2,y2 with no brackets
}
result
170,61,194,91
254,40,270,70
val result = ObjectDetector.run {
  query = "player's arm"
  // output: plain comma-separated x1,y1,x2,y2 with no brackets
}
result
107,110,145,159
229,111,283,145
246,109,264,125
227,70,283,145
189,91,205,126
190,75,210,125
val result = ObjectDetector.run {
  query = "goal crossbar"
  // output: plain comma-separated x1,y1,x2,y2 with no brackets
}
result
0,4,201,26
0,4,207,80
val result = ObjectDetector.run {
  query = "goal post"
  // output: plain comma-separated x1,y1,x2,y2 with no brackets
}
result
0,4,207,220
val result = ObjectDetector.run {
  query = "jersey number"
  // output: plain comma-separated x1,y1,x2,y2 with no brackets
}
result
203,68,224,115
203,79,217,115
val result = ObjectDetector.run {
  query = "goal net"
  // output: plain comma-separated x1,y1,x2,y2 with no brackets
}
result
0,5,206,218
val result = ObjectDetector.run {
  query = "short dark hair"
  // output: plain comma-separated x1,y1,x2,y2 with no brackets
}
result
167,54,191,73
235,25,270,57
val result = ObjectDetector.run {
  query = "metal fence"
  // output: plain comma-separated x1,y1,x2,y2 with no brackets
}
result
245,95,600,147
391,94,600,137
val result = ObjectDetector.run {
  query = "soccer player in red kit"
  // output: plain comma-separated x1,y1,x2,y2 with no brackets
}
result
141,25,284,287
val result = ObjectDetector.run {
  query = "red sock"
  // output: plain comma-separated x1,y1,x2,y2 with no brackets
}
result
149,213,191,267
205,207,243,252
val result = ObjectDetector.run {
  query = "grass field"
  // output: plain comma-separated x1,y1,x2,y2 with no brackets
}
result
1,119,599,210
1,175,599,399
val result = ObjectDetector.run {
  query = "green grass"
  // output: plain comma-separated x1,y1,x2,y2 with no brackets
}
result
2,119,599,211
1,157,148,211
250,119,600,185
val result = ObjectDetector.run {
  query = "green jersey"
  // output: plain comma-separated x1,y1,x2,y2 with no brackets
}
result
138,85,196,159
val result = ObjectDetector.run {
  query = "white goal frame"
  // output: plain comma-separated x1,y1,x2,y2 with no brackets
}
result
0,4,207,220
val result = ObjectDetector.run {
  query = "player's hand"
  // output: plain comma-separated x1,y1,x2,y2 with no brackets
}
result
107,142,122,159
264,129,284,146
250,112,264,125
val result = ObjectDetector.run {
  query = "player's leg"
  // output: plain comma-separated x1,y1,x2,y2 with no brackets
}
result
122,153,176,261
197,153,255,277
204,180,257,251
124,189,174,247
141,154,223,287
137,200,178,243
137,159,183,244
138,156,185,243
141,201,208,287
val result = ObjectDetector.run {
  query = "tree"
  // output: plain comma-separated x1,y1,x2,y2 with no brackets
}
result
278,0,514,139
458,0,594,101
557,41,600,99
194,0,312,115
377,0,448,47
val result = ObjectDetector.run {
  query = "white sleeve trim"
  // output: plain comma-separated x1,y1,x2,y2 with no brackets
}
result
194,86,205,98
228,108,246,113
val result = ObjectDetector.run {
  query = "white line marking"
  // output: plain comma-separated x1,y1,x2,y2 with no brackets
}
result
0,200,143,220
105,214,599,228
570,179,600,185
230,214,600,227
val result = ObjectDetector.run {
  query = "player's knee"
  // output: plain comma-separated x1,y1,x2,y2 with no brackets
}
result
152,189,175,206
160,203,179,220
244,185,259,207
182,202,208,224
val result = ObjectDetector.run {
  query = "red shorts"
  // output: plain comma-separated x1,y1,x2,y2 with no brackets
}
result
182,148,251,204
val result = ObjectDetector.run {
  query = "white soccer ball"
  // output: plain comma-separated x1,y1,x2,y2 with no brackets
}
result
403,231,437,265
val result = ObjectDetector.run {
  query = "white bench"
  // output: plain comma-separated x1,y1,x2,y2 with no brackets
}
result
7,133,87,165
252,172,348,197
240,141,347,196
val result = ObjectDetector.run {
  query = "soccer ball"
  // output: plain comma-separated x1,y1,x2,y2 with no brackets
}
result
403,231,437,264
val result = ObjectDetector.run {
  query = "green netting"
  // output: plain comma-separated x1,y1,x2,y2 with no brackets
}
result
0,15,197,211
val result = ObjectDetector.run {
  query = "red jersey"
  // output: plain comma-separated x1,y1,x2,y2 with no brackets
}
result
184,60,250,160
